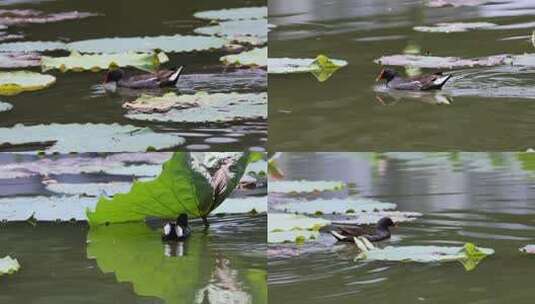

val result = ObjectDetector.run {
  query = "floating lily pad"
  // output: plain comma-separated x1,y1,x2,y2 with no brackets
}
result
268,213,330,244
269,180,345,193
0,101,12,112
194,19,267,45
268,55,348,82
0,123,185,152
41,51,169,72
519,245,535,254
212,196,267,214
193,7,267,21
221,47,267,67
273,198,397,215
375,54,510,69
0,9,97,26
331,211,423,225
0,52,40,68
0,256,20,275
0,41,66,52
67,35,228,54
87,152,249,225
0,195,97,221
45,182,134,197
0,71,55,95
246,160,267,176
0,154,166,179
426,0,490,7
268,213,331,232
414,22,496,33
125,92,267,123
358,243,494,271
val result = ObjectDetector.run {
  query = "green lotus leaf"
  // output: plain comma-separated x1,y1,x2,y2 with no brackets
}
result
124,92,267,123
268,55,348,82
358,243,494,271
0,256,20,276
221,47,266,67
193,6,267,21
269,180,345,193
272,198,397,214
41,51,169,72
66,35,228,54
86,152,249,226
0,101,12,112
0,123,185,153
0,71,55,95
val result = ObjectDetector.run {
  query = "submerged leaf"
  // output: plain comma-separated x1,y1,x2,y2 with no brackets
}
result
0,256,20,275
0,123,185,152
0,71,55,95
0,100,12,112
459,243,490,271
220,47,267,67
193,6,267,21
268,55,348,81
86,152,249,225
66,35,228,54
41,51,169,72
269,180,345,193
124,92,267,123
273,198,397,214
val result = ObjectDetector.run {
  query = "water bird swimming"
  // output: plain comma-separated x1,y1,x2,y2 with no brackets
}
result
330,217,396,243
376,67,452,91
162,213,191,241
104,66,184,89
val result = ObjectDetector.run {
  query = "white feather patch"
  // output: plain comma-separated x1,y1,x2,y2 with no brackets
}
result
175,226,184,237
163,223,171,236
433,75,450,85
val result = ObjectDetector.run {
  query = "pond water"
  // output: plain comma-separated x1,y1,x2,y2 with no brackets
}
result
268,0,535,150
268,152,535,304
0,0,267,152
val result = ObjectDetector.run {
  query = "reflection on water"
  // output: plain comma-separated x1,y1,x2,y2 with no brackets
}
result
0,216,266,304
269,152,535,304
269,0,535,150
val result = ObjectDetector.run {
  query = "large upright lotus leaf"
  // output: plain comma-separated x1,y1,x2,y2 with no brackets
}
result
358,243,494,271
0,256,20,275
0,195,97,221
519,245,535,254
0,123,185,152
268,55,348,82
375,54,510,69
86,152,249,225
0,101,12,112
194,19,267,45
269,180,345,193
125,92,267,123
0,52,40,68
212,196,267,214
87,222,212,304
41,51,169,72
414,22,496,33
66,35,228,54
0,41,66,52
0,71,55,95
45,182,134,197
193,6,267,20
273,198,397,215
221,47,267,67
